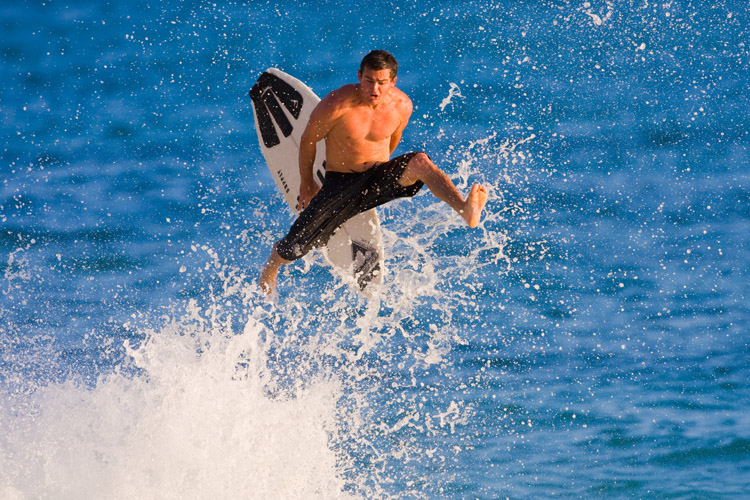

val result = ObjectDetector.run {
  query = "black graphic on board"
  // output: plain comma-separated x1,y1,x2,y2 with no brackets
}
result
249,72,303,148
316,161,326,185
351,240,380,289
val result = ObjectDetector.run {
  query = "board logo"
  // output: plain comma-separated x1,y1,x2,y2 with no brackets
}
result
351,240,380,289
249,72,304,148
276,168,291,194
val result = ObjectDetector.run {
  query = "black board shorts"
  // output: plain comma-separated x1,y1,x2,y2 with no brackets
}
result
275,152,425,261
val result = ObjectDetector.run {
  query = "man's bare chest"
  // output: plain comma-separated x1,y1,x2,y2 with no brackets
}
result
332,108,401,143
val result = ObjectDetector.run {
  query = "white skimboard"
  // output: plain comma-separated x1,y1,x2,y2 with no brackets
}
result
249,68,384,291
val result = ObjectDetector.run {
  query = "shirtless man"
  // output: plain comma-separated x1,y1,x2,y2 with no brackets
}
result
259,50,488,294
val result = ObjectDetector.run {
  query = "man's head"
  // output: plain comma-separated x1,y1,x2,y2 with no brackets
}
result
357,50,398,104
359,50,398,80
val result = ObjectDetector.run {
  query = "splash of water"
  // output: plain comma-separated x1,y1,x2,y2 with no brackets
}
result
0,132,539,499
0,296,359,499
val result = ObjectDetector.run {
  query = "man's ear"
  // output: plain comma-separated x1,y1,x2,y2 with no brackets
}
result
392,76,398,86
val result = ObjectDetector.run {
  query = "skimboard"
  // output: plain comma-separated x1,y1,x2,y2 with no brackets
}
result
249,68,384,291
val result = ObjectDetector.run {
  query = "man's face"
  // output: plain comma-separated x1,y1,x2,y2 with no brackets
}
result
357,67,396,104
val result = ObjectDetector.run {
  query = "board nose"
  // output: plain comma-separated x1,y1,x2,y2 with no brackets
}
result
249,71,305,148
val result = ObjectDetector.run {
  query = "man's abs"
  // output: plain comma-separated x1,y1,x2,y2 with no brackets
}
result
323,138,391,173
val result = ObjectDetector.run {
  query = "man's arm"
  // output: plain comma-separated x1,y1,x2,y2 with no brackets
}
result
389,125,405,155
298,95,338,211
388,96,413,155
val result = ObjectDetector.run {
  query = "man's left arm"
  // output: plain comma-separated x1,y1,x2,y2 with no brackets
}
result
389,96,413,155
389,125,405,155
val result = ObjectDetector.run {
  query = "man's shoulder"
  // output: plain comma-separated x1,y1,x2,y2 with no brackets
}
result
323,84,358,105
311,85,356,122
392,87,413,114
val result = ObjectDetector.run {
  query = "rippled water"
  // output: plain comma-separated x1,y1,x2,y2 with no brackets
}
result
1,1,748,498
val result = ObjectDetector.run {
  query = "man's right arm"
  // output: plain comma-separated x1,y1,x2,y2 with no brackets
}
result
297,94,338,211
297,131,319,212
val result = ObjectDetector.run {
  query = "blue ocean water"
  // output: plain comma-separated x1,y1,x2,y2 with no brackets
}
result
1,0,748,498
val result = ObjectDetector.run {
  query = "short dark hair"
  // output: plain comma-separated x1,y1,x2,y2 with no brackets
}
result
360,50,398,79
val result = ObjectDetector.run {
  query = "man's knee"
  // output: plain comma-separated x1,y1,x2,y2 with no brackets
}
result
402,152,434,184
409,152,432,171
273,240,297,263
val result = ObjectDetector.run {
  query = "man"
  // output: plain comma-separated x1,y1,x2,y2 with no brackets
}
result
259,50,488,294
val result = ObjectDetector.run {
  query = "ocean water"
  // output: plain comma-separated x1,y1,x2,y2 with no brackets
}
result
1,0,748,498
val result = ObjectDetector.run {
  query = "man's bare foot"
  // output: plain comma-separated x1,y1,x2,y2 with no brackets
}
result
461,184,488,228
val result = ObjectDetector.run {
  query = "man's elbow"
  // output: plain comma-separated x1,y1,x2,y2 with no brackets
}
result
300,138,317,151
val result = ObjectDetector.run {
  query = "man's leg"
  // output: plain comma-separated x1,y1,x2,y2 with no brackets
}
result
259,244,290,295
398,153,488,228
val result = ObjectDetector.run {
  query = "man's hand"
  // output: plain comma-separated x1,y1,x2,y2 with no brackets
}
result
297,179,320,212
